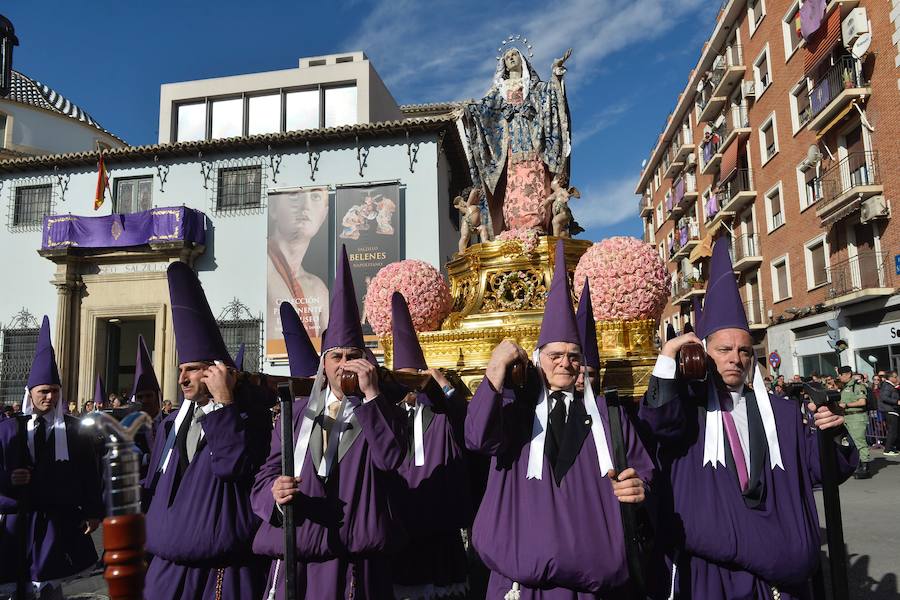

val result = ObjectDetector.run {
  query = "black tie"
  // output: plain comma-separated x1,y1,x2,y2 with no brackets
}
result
34,417,48,466
546,391,567,468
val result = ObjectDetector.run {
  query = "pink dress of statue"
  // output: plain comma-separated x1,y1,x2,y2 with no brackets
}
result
502,82,551,231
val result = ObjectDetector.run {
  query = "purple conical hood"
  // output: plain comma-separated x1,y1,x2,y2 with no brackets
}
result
234,343,246,371
321,245,365,352
575,281,600,370
666,323,677,341
692,297,704,338
280,302,319,377
26,316,61,389
167,261,236,368
537,240,580,348
697,236,749,339
93,374,107,407
130,335,159,397
391,292,427,371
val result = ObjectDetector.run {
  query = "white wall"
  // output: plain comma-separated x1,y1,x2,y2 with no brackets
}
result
0,101,122,154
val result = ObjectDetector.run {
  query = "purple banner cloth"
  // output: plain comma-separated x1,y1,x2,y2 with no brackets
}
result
666,195,673,212
42,206,206,250
703,141,715,164
674,177,686,206
800,0,825,40
809,76,833,117
680,227,688,246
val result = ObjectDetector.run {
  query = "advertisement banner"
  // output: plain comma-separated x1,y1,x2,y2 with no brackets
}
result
266,186,331,356
335,184,402,336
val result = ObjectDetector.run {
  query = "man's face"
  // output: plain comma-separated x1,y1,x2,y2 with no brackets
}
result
29,384,60,415
574,366,598,394
539,342,582,391
792,375,801,383
707,329,754,389
323,348,364,397
84,401,94,412
12,402,20,413
179,362,211,402
838,371,851,384
135,390,160,418
890,373,899,385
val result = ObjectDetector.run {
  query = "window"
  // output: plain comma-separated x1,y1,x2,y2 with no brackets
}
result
766,183,784,231
782,2,803,59
247,94,281,136
0,114,6,148
771,255,792,301
656,203,663,230
0,326,39,405
176,102,206,142
759,113,778,164
804,236,830,289
217,319,261,372
324,86,357,128
748,0,766,34
285,89,319,131
114,177,153,214
797,162,822,210
12,184,51,228
211,98,243,139
753,46,772,95
789,79,811,133
216,166,262,211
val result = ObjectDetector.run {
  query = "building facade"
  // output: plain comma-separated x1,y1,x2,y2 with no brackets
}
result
0,53,468,408
636,0,900,378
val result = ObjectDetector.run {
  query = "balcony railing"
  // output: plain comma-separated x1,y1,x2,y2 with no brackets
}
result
743,299,766,327
672,275,705,302
705,194,720,222
639,194,653,217
714,169,755,211
721,105,750,143
701,123,726,173
826,251,894,301
809,56,866,119
816,151,880,205
733,233,759,262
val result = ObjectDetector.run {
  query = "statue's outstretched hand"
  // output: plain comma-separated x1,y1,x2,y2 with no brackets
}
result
552,48,573,74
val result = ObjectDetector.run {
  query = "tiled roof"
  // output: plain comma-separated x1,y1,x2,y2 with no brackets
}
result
399,101,461,116
0,114,460,173
2,70,124,142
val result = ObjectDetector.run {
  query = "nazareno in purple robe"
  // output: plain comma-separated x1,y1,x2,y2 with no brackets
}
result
390,389,472,597
251,392,408,600
141,386,273,600
0,415,104,584
638,375,859,599
464,375,655,599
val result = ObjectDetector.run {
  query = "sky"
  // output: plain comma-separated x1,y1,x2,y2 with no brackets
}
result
3,0,719,243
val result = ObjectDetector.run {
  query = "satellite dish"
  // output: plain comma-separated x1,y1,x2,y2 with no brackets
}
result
641,158,647,168
806,144,823,165
851,32,871,59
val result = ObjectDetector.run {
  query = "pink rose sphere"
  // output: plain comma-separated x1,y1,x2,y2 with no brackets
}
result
365,260,452,335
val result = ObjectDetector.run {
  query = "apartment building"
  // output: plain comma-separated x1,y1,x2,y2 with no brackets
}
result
635,0,900,377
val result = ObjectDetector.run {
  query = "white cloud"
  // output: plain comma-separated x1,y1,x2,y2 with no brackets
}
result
344,0,710,104
573,101,630,147
573,176,641,230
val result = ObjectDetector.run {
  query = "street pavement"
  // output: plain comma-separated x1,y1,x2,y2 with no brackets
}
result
62,451,900,599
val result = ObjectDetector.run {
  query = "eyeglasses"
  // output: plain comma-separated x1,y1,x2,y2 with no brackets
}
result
541,352,582,365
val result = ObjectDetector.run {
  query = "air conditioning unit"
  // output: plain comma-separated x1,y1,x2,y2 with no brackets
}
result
860,195,889,223
685,152,696,167
741,80,756,99
842,8,869,47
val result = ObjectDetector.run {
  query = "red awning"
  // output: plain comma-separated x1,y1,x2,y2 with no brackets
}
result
804,8,841,73
720,137,742,182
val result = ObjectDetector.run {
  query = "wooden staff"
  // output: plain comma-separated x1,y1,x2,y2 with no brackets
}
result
14,414,30,600
276,382,298,600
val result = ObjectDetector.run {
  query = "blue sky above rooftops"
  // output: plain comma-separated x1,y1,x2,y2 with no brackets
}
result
4,0,718,243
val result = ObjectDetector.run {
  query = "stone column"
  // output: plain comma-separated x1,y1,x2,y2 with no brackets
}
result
52,261,81,406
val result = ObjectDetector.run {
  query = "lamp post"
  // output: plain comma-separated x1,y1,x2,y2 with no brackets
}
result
0,15,19,97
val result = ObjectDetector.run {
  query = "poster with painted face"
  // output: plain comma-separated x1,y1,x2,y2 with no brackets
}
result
266,187,330,356
335,184,401,336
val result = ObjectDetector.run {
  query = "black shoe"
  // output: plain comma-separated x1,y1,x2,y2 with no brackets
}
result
853,463,872,479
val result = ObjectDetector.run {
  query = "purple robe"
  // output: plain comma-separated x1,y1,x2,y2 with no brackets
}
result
638,376,859,599
251,393,407,599
391,390,471,593
142,392,272,600
465,378,655,598
0,415,104,583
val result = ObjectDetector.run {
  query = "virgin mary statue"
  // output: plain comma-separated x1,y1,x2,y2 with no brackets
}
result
457,45,572,236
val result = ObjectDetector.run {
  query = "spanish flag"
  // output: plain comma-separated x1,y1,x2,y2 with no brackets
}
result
94,151,108,210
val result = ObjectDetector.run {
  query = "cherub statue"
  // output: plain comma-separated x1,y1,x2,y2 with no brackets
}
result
543,174,582,238
454,186,490,253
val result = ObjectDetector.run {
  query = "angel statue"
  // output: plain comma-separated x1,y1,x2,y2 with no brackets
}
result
543,173,583,238
457,38,572,237
454,185,491,253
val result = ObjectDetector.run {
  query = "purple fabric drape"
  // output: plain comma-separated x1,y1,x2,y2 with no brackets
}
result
42,206,206,250
674,177,686,206
800,0,826,40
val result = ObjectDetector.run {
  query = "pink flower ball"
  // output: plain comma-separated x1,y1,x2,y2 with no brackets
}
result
574,237,670,321
364,259,452,335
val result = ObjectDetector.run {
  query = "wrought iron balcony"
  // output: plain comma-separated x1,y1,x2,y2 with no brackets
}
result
671,274,706,305
719,105,751,155
733,233,762,273
710,45,745,100
700,123,726,176
814,151,882,226
825,251,895,306
672,219,701,260
808,56,870,131
639,194,653,217
716,169,756,215
743,299,767,329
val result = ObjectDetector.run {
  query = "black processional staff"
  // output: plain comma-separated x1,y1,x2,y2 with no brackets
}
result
14,414,31,600
276,382,298,600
